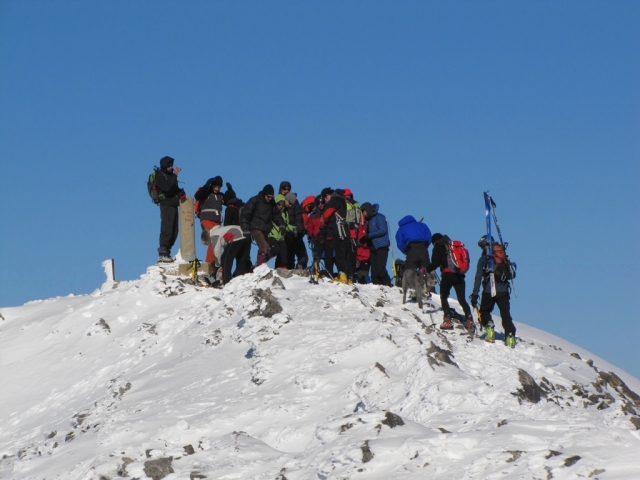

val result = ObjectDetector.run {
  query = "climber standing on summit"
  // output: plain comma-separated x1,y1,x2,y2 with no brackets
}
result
155,156,185,263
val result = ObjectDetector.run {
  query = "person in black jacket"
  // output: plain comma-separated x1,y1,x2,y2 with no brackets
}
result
155,156,185,263
425,233,473,330
220,184,252,279
240,184,283,266
194,176,225,263
322,189,352,283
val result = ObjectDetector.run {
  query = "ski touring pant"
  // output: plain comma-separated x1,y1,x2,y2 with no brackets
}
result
370,246,392,286
220,239,251,283
440,272,472,319
159,205,179,256
333,237,354,279
480,291,515,337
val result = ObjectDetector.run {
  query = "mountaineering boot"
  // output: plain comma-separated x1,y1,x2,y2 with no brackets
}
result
484,323,495,343
158,255,175,264
440,317,454,330
505,333,516,348
465,316,474,332
332,272,348,284
256,254,267,266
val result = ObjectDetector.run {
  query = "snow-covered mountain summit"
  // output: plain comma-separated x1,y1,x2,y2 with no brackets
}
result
1,265,639,479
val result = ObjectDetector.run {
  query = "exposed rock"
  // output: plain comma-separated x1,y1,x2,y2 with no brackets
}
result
190,472,207,480
570,352,581,360
506,450,523,463
546,450,562,459
588,468,605,477
143,457,174,480
426,341,458,368
97,318,111,333
374,362,389,377
117,457,133,477
361,440,374,463
381,411,405,428
630,416,640,430
497,419,508,427
340,423,353,433
271,277,286,290
513,369,546,404
597,371,640,407
564,455,581,467
183,444,195,455
276,269,293,279
438,427,451,433
64,432,75,443
248,288,283,318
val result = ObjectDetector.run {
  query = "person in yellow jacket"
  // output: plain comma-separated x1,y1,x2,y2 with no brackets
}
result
269,194,295,269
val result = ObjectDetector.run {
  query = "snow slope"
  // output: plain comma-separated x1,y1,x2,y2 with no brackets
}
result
1,265,639,479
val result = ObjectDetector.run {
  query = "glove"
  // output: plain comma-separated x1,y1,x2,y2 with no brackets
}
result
359,236,369,244
470,294,479,309
179,191,186,200
226,182,233,190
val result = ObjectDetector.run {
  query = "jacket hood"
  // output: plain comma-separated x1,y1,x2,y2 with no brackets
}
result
360,202,375,218
159,156,174,170
432,233,450,245
279,181,291,192
398,215,416,227
260,184,275,196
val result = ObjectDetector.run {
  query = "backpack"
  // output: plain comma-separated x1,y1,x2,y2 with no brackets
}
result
494,258,517,282
446,239,470,274
147,167,164,205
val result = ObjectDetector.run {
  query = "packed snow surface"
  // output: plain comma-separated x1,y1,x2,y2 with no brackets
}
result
1,265,639,479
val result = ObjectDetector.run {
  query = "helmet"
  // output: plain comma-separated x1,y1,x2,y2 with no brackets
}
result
478,235,495,249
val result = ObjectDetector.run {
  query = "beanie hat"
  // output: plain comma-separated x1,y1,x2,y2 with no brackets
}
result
320,187,334,198
360,202,375,217
159,156,174,169
261,184,275,196
212,176,223,187
274,194,286,204
343,188,353,197
279,181,292,191
285,192,297,204
431,233,444,244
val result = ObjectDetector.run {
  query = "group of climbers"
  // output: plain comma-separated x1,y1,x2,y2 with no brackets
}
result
151,157,516,347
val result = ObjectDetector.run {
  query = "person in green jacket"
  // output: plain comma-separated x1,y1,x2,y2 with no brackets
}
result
269,194,295,268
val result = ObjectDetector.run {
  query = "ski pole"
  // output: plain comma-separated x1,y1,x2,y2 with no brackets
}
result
386,219,397,281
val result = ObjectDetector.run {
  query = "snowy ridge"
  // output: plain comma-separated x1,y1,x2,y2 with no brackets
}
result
0,265,639,479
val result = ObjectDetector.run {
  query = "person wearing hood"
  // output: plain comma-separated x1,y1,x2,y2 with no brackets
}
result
395,216,432,271
194,175,226,263
323,189,352,283
280,181,308,270
241,184,283,266
360,202,392,286
155,156,186,263
271,194,295,268
426,233,473,330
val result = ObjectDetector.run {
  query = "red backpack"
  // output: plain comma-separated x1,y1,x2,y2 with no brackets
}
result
446,239,470,274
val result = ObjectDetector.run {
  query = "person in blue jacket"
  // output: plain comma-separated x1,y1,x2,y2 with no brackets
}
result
360,202,392,286
395,216,432,271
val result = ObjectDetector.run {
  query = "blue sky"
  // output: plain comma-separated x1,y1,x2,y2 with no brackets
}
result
1,1,638,377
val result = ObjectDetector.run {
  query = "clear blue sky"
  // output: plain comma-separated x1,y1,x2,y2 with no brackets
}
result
1,1,638,377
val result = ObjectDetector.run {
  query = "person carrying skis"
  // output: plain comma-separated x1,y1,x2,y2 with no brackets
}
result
425,233,473,330
155,156,185,263
470,237,516,347
360,202,392,286
241,184,280,266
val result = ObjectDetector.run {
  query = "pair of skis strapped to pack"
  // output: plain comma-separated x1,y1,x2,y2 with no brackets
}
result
483,191,516,296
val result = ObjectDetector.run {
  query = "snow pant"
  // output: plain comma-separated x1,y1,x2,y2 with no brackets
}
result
250,230,270,255
333,236,353,279
268,238,287,267
440,272,472,319
323,238,336,276
283,234,309,269
158,205,179,256
220,239,251,283
370,247,392,286
355,260,370,284
405,242,429,270
346,239,357,280
480,291,515,337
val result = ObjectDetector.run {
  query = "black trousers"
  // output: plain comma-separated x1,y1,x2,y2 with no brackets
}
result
440,272,472,319
159,205,179,255
269,238,287,267
480,291,515,336
355,260,370,283
220,239,251,283
370,247,392,286
405,242,429,270
323,238,336,275
333,237,353,278
285,235,309,269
